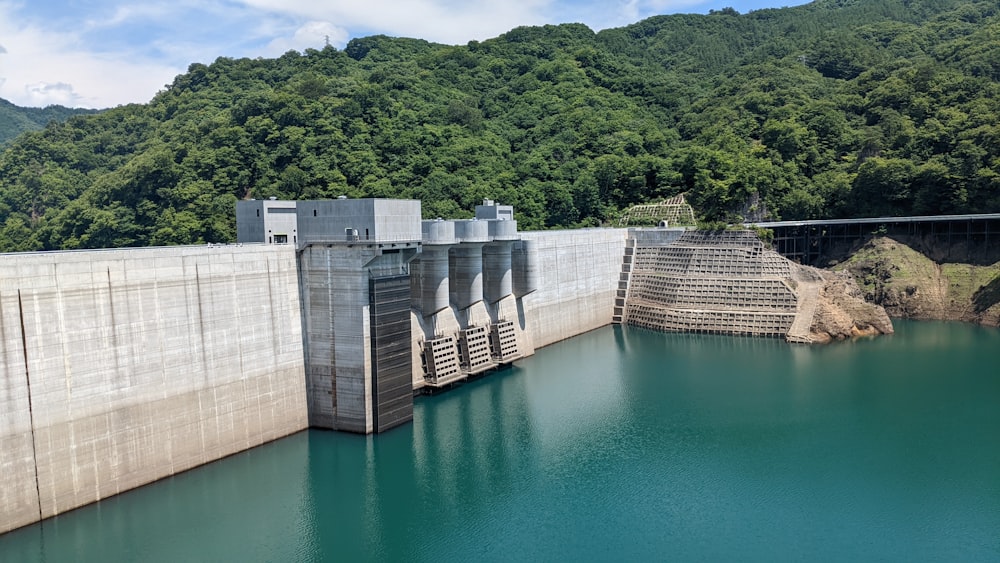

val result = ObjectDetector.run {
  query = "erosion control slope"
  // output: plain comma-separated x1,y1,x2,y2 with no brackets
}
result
624,230,892,342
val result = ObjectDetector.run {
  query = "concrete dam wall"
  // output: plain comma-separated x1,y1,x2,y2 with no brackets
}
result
0,245,307,534
520,229,629,349
1,196,894,535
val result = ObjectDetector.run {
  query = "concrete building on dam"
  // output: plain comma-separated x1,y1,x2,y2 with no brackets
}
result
1,196,889,535
236,197,540,434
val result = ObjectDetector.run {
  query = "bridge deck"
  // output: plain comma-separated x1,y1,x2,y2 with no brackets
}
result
749,213,1000,229
747,214,1000,266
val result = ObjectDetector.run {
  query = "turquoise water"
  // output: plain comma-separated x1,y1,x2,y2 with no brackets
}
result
2,320,999,561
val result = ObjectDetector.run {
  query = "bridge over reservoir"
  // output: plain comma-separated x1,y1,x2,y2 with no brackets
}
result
749,213,1000,265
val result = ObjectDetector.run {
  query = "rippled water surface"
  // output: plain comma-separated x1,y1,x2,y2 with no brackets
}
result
3,321,999,561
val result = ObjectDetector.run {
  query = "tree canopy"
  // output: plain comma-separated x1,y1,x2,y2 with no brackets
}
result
1,0,999,251
0,99,96,147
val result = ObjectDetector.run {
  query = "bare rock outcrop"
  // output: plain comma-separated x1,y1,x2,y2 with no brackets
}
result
786,264,894,343
811,270,894,342
836,237,1000,328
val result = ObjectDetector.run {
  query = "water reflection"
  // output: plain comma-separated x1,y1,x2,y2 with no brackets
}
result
1,431,316,562
3,321,998,561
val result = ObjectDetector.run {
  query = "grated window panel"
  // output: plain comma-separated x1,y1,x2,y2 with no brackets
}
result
459,325,495,374
490,320,520,362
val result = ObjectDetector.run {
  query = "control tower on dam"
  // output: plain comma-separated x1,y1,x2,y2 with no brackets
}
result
282,198,422,434
236,198,544,434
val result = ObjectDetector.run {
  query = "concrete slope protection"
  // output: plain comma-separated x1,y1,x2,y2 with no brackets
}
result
622,230,892,342
0,245,308,534
626,230,798,337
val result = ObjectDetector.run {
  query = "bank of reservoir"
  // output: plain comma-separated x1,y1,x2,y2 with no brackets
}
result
2,320,997,561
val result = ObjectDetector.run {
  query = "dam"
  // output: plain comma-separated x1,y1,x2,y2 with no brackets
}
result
1,197,885,534
0,245,306,534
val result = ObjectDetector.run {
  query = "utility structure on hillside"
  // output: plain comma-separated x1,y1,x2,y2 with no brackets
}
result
617,194,697,228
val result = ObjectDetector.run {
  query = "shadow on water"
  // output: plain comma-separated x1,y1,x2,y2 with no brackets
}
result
1,431,317,562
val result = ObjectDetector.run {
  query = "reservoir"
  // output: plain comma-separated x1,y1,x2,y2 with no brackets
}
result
2,320,998,561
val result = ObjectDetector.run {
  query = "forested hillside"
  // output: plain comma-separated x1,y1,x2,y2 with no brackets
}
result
1,0,998,251
0,99,96,147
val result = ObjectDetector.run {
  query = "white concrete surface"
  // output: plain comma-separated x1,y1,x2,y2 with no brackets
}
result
0,244,307,534
520,229,629,349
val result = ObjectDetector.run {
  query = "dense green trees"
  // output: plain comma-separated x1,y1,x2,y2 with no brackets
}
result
1,0,999,251
0,99,96,146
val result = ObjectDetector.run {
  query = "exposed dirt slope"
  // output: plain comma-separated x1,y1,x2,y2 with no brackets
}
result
787,264,894,343
835,237,1000,327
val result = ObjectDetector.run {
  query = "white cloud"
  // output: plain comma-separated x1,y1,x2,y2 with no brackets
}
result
82,2,174,30
24,82,79,107
265,21,350,56
642,0,709,9
238,0,554,45
232,0,724,49
619,0,642,23
610,0,720,26
0,3,183,108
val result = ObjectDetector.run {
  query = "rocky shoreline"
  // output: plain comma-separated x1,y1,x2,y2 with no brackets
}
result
833,237,1000,328
786,263,894,343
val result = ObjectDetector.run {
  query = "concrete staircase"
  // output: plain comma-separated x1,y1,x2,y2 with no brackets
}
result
612,238,635,324
785,279,822,343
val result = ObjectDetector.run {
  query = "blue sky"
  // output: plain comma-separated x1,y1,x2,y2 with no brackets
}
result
0,0,809,109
